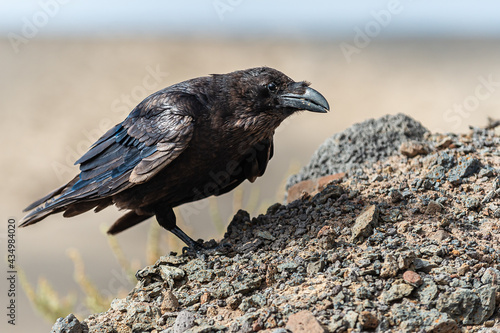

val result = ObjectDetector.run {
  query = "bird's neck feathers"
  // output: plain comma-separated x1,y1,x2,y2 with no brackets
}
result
208,73,290,133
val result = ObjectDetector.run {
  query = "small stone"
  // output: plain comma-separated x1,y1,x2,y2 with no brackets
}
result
426,165,447,181
239,294,267,312
436,286,496,325
479,165,496,178
371,174,383,182
476,285,496,323
414,258,438,273
344,310,359,329
172,311,195,333
355,286,373,300
397,251,416,270
383,283,414,303
420,245,441,256
351,205,379,243
430,229,451,242
427,318,460,333
232,274,263,294
277,261,298,273
403,271,423,287
463,196,481,210
380,254,399,278
438,218,451,228
286,310,326,333
316,184,345,204
266,202,282,215
481,268,500,285
200,292,210,304
391,302,422,331
418,279,438,305
239,239,263,253
110,298,128,312
51,314,85,333
390,189,404,203
212,282,234,299
317,225,333,238
307,260,325,275
183,259,208,275
327,319,348,333
425,201,443,215
482,189,497,204
316,225,337,249
358,311,379,330
238,298,252,312
434,274,452,285
457,263,470,276
448,156,481,185
135,265,158,281
156,254,189,266
287,174,346,203
252,320,263,332
400,140,430,157
206,306,218,317
132,323,153,332
266,265,278,286
159,265,186,286
226,294,242,310
436,137,454,149
114,323,132,333
255,230,275,241
161,290,179,313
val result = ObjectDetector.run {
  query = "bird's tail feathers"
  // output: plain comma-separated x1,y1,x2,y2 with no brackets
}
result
107,210,153,235
23,177,78,212
19,197,72,227
19,176,98,227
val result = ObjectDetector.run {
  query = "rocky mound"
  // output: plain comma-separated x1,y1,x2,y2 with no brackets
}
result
286,113,429,190
52,115,500,333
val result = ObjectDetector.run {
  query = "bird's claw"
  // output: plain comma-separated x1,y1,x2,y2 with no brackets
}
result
181,241,233,259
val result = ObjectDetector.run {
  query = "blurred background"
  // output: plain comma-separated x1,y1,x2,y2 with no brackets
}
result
1,0,500,331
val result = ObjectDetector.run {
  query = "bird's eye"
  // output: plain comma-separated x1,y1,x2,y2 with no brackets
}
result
267,82,277,92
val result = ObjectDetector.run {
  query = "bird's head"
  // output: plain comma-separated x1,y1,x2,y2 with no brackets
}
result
212,67,330,130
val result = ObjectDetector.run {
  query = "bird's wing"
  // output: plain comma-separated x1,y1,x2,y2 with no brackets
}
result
243,136,274,183
20,91,200,227
73,92,197,198
213,137,274,198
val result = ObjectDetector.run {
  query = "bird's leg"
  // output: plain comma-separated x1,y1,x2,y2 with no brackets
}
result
155,206,202,251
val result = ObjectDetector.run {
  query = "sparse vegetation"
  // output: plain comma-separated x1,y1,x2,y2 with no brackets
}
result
20,168,297,323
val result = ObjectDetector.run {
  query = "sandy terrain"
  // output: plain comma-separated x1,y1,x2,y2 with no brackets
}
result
1,38,500,332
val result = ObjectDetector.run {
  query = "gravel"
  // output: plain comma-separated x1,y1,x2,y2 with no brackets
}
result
51,114,500,332
286,113,429,189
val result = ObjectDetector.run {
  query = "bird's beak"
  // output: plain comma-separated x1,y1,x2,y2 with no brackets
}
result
280,83,330,113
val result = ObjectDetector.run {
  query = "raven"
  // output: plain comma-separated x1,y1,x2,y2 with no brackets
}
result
20,67,329,250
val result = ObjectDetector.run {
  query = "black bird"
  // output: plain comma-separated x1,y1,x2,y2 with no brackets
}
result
20,67,329,250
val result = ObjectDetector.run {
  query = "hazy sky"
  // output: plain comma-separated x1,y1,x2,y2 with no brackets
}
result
2,0,500,39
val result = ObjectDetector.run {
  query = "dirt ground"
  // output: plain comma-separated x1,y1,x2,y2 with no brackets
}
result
1,38,500,332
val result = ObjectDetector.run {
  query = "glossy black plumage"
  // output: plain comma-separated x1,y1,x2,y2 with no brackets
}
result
20,67,329,249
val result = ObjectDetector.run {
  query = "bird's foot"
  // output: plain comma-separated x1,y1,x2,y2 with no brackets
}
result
181,239,233,259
